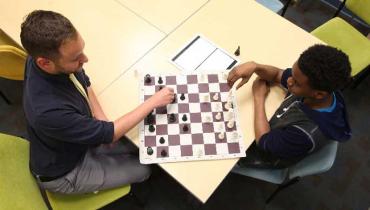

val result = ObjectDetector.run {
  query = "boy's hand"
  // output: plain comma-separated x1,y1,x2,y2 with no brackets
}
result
148,87,174,108
227,61,257,89
252,78,270,101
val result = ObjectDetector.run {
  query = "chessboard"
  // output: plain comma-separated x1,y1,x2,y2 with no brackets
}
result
139,72,246,164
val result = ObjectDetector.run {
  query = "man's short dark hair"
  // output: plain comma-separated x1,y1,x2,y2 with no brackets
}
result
298,44,351,92
20,10,77,60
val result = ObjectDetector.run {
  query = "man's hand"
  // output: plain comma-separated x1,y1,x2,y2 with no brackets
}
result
227,61,257,89
252,77,270,101
147,87,174,108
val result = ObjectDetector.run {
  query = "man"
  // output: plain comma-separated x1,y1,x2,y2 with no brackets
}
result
227,44,352,168
21,10,175,194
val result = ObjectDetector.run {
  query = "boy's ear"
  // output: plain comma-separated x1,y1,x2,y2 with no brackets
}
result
313,90,329,100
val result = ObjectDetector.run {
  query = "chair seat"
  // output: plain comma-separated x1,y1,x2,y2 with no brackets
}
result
47,185,131,210
311,17,370,76
232,164,288,184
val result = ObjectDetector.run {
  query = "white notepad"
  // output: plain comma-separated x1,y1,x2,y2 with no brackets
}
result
171,35,238,73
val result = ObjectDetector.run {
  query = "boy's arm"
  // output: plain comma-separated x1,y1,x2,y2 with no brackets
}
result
227,61,284,89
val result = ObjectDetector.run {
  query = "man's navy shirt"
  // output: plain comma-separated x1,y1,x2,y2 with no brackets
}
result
23,57,114,177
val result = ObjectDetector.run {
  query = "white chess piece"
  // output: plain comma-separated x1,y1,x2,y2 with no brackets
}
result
224,101,231,110
215,112,222,121
227,120,235,129
218,132,225,140
213,93,219,101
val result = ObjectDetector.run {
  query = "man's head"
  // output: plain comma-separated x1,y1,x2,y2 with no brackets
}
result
21,10,88,74
287,44,351,100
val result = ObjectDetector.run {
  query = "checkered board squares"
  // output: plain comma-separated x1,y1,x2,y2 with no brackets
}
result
139,72,246,164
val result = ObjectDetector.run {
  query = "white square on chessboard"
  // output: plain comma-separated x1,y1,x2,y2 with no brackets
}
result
144,86,156,96
199,93,211,103
144,125,156,136
177,94,189,104
216,143,229,155
180,134,192,145
155,76,166,85
167,124,180,135
208,83,221,93
176,75,187,85
201,112,213,122
226,131,240,143
167,85,177,92
156,136,169,146
220,92,231,101
211,102,223,112
197,74,208,83
144,148,156,158
168,145,181,157
192,144,205,157
213,122,225,133
223,111,235,121
188,103,201,113
218,72,228,82
167,104,179,113
187,84,199,93
190,123,203,134
156,114,168,125
203,133,216,144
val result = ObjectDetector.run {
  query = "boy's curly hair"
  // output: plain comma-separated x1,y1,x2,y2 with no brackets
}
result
298,44,351,92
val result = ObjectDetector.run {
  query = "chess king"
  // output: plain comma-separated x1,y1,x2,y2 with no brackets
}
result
228,44,352,168
21,10,174,194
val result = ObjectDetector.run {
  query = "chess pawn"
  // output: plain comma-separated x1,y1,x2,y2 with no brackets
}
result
215,112,222,121
224,101,231,110
227,120,235,129
212,93,219,101
218,132,225,140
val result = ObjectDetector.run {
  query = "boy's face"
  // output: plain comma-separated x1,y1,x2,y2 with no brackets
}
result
54,32,88,74
287,62,315,98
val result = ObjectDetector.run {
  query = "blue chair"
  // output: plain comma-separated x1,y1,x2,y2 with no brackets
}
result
232,140,338,203
255,0,292,16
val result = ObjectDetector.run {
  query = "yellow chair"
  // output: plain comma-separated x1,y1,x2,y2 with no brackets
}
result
0,133,132,210
0,29,27,104
333,0,370,25
311,17,370,87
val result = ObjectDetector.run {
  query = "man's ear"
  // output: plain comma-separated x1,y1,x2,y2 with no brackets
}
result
35,57,55,73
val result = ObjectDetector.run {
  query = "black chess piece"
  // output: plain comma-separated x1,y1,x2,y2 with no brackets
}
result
149,124,155,132
159,137,165,144
158,86,163,90
147,147,153,155
172,93,177,103
158,76,163,84
144,74,151,83
160,149,167,157
182,124,189,132
182,114,187,122
169,113,176,123
234,46,240,56
146,113,155,124
180,93,185,101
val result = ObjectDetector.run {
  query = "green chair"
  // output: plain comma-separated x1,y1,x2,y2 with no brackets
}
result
0,29,27,104
311,17,370,87
333,0,370,24
0,133,132,210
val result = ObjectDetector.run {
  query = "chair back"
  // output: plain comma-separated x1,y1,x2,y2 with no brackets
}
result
0,133,48,210
289,141,338,179
0,45,27,81
346,0,370,25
